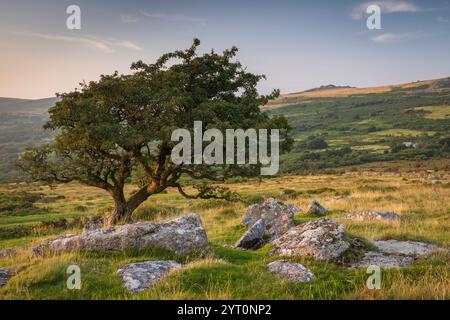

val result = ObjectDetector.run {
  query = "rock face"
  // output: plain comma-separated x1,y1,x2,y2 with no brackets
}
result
271,219,349,260
117,261,182,292
267,260,315,282
347,211,401,222
235,219,266,250
32,214,209,257
351,252,414,269
307,200,327,215
243,198,297,240
0,268,15,288
374,240,444,257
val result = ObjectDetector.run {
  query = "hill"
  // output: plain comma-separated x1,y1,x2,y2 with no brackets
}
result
0,78,449,182
264,77,450,173
0,97,59,115
0,97,58,182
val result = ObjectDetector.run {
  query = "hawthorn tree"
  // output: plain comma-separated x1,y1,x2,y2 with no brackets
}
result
19,39,292,225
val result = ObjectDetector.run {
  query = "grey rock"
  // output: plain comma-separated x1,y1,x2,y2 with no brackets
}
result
351,252,414,269
117,260,182,292
243,198,297,240
267,260,315,282
307,200,327,215
32,214,209,257
235,219,266,250
374,240,445,257
347,211,401,222
0,268,15,288
271,219,349,260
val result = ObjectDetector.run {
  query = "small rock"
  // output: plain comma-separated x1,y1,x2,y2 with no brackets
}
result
307,200,327,215
267,260,315,282
117,261,182,292
351,252,414,269
374,240,444,257
243,198,298,240
271,219,349,260
0,268,15,288
347,211,401,222
235,219,266,250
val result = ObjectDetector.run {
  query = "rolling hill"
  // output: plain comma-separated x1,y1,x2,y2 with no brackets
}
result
0,97,58,182
0,77,449,182
0,97,59,115
265,77,450,173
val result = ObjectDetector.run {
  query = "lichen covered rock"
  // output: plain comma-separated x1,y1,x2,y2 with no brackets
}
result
243,198,297,240
117,260,182,292
307,200,327,215
0,268,15,288
267,260,315,282
351,252,414,269
32,214,209,257
235,219,265,250
271,219,349,260
347,211,401,222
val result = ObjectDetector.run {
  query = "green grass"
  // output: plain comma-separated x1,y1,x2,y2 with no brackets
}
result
0,166,449,300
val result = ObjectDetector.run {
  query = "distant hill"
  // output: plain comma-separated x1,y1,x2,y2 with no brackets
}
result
264,77,450,173
264,77,450,110
0,96,58,182
303,84,354,93
0,77,449,182
0,97,59,114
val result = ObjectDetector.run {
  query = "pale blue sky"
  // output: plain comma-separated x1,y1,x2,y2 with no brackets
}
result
1,0,450,98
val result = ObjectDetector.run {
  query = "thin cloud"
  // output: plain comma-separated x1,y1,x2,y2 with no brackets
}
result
436,16,449,23
120,14,139,23
372,32,419,43
140,10,207,27
351,1,420,20
12,31,142,53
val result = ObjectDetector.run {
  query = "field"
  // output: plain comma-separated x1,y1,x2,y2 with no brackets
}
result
0,161,449,300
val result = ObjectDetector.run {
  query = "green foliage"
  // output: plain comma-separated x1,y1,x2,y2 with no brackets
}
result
17,39,291,223
306,137,329,150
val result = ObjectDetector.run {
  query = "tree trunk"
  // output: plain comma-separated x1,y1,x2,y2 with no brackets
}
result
105,187,152,226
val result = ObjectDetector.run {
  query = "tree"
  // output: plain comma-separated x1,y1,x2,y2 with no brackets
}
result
306,137,328,150
19,39,292,225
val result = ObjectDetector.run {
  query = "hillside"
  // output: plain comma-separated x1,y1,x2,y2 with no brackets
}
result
0,78,449,182
0,97,59,115
0,97,58,182
264,77,450,173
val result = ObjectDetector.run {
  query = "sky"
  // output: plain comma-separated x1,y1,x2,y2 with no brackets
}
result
0,0,449,99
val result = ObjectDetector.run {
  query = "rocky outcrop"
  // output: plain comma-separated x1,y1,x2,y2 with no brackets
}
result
235,219,265,250
243,198,297,240
307,200,327,215
347,211,401,222
0,268,15,288
117,261,182,292
32,214,209,257
271,219,349,260
267,260,315,282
